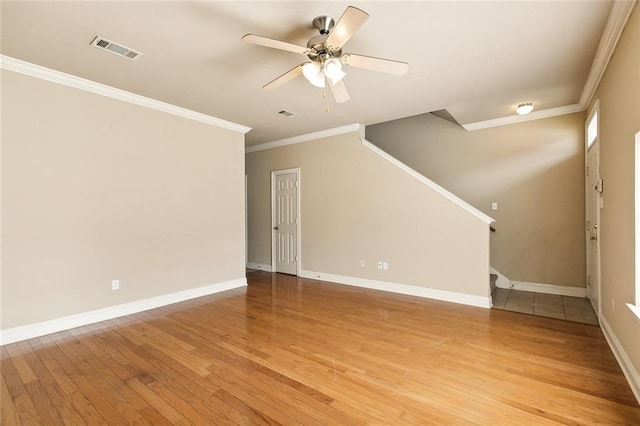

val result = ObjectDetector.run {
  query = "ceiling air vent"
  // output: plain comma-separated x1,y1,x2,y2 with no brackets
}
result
90,36,142,61
278,110,298,118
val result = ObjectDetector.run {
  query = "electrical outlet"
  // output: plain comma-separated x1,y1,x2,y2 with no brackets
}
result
360,259,365,267
382,262,388,270
491,202,498,211
112,279,120,290
377,261,383,269
611,298,615,312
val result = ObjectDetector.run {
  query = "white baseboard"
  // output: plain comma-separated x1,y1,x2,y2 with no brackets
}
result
246,262,272,272
496,280,587,298
300,270,491,309
600,315,640,404
0,278,247,346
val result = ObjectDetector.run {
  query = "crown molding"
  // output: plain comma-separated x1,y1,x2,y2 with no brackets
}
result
579,0,637,108
462,104,584,131
245,123,364,153
0,55,252,135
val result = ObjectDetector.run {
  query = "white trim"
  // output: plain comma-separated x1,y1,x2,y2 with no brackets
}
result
0,278,247,346
300,270,491,309
635,131,640,307
600,315,640,404
245,174,248,268
579,0,637,108
490,267,511,289
271,168,302,276
361,138,494,225
246,262,273,272
627,304,640,325
245,123,364,153
462,104,584,131
0,55,251,134
496,280,587,298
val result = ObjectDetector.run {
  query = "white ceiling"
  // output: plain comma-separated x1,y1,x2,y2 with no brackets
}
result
1,1,614,146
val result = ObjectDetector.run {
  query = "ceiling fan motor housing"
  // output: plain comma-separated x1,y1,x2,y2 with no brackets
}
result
312,16,334,35
307,15,343,63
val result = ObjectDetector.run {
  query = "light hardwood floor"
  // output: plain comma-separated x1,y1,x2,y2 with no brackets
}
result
2,271,639,424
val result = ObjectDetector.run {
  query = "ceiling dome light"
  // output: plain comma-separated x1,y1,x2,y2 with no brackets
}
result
516,102,534,115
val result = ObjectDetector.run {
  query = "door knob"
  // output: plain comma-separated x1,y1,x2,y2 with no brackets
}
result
273,226,279,231
590,235,597,241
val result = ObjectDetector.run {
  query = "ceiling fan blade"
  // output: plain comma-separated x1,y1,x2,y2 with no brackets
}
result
242,34,308,55
325,6,369,50
263,64,304,90
329,79,350,103
343,53,409,76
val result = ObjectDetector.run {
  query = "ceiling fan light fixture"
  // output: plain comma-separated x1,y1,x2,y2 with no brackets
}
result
516,102,534,115
242,6,407,103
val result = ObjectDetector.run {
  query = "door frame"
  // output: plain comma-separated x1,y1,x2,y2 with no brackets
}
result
585,100,601,317
271,168,301,276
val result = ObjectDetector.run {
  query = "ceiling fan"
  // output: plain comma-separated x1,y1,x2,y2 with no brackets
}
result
241,6,409,104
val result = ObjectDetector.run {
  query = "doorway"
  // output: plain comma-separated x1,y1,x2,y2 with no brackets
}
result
585,103,601,317
271,168,301,275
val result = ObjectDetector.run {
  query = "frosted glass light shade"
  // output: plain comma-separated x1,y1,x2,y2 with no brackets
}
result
323,59,345,84
309,74,326,88
302,62,321,81
516,102,534,115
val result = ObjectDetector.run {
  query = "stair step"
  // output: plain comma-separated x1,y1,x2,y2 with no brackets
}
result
490,273,498,292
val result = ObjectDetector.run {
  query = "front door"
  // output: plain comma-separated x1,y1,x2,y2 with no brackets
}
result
586,140,601,315
272,169,299,275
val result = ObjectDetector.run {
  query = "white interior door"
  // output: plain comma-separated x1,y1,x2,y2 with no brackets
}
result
272,169,300,275
586,141,601,314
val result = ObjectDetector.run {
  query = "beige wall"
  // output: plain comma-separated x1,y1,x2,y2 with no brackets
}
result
591,5,640,379
366,112,586,288
246,132,491,298
1,69,246,329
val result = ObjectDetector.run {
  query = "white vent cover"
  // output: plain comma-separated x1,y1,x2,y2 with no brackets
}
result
90,36,142,61
278,110,299,118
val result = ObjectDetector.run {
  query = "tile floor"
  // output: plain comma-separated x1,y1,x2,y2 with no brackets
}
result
492,288,599,325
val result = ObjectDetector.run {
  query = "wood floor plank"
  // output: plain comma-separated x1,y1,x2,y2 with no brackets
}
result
1,348,44,425
45,332,130,425
126,377,185,424
101,326,240,425
4,344,37,385
2,271,639,424
0,374,22,425
34,336,107,425
22,381,65,425
12,340,85,424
